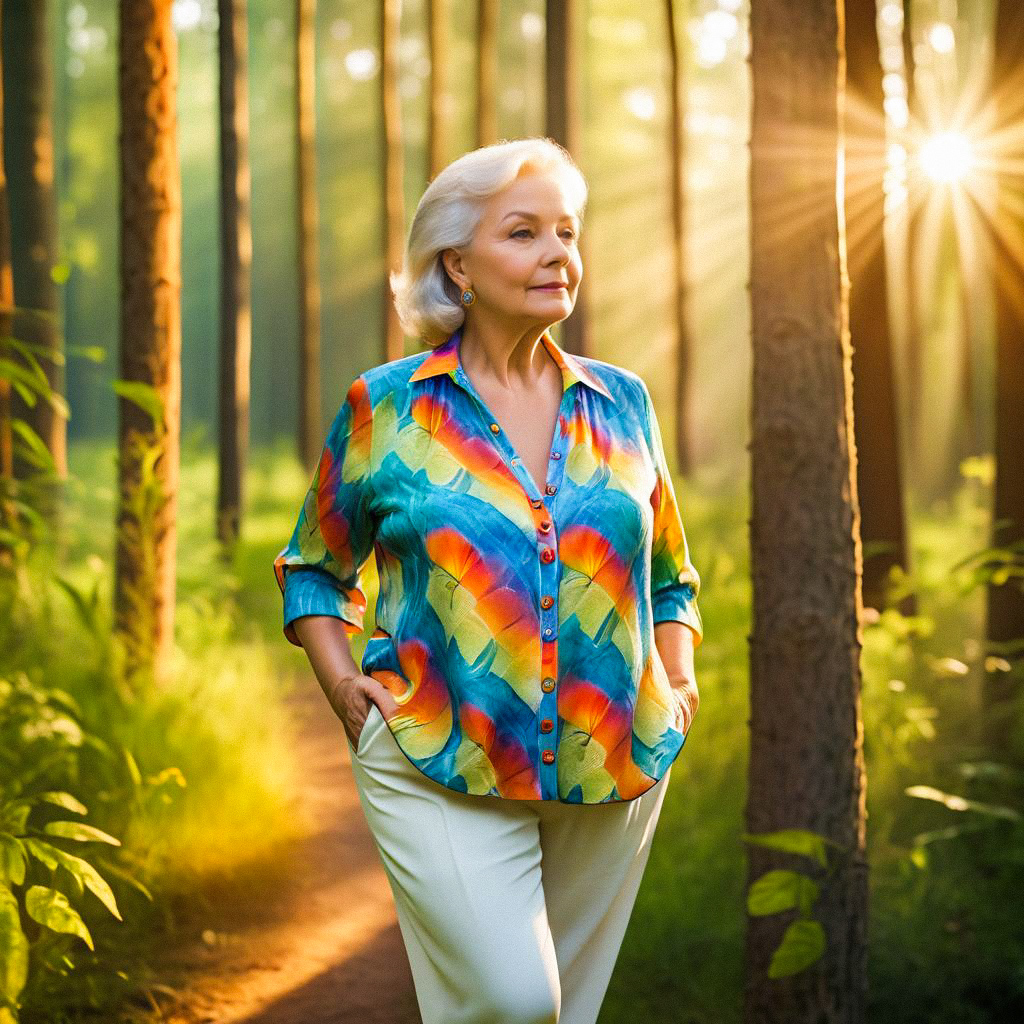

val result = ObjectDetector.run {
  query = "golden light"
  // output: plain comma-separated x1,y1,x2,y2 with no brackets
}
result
917,131,976,184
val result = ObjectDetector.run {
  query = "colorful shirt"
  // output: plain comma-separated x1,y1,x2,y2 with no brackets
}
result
274,326,703,804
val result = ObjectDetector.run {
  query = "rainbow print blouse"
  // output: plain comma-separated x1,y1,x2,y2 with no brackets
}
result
274,326,703,804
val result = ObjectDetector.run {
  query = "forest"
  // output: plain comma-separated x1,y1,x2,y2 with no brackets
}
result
1,0,1022,1022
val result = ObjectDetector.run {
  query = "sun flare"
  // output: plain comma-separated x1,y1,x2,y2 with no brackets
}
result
917,131,976,184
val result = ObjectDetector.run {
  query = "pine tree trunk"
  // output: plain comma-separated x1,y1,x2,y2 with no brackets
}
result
216,0,253,551
476,0,499,148
427,0,449,182
845,0,912,615
114,0,182,687
664,0,695,477
984,0,1024,753
545,0,591,359
3,0,66,537
381,0,405,361
746,1,869,1019
296,0,322,470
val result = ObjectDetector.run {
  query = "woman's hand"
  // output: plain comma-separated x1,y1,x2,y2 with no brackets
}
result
671,675,699,733
328,673,401,749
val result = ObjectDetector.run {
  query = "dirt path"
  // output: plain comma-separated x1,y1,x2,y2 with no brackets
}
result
148,675,422,1024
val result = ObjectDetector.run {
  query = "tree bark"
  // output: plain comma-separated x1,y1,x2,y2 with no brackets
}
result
475,0,499,148
381,0,405,362
114,0,182,686
545,0,592,359
427,0,449,182
216,0,253,550
296,0,322,470
845,0,912,615
746,1,869,1020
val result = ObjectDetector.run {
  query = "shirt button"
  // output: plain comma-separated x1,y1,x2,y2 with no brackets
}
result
531,499,542,509
541,595,554,609
543,627,553,638
489,422,500,433
541,547,555,563
552,451,561,460
539,520,551,533
545,484,557,496
541,676,555,692
542,750,555,764
540,718,554,733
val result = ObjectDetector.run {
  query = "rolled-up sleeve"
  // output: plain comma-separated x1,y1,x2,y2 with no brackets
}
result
273,374,376,646
639,379,703,647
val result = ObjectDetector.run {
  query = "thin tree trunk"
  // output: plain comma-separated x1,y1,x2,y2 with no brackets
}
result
545,0,591,359
381,0,405,361
984,0,1024,753
216,0,253,551
296,0,322,470
476,0,499,148
0,0,15,552
664,0,695,477
746,0,869,1019
427,0,449,181
3,0,66,535
114,0,182,687
845,0,912,615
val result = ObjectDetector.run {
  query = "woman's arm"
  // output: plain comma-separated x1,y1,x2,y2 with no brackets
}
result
291,614,399,747
654,619,699,732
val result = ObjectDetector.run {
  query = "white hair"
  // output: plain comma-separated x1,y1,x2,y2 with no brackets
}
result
389,137,588,347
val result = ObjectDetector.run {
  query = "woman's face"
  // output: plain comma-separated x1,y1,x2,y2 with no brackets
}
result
445,170,582,333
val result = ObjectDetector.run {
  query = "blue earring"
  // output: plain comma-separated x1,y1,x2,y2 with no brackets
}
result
461,288,475,306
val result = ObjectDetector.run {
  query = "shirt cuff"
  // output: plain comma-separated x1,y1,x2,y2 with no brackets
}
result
281,567,365,646
651,584,703,648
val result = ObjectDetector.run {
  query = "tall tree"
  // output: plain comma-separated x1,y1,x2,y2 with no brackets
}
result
475,0,499,148
216,0,253,550
544,0,592,358
845,0,912,615
427,0,450,182
0,0,14,548
983,0,1024,751
663,0,696,476
381,0,405,361
296,0,322,470
746,0,868,1019
2,0,66,532
114,0,182,685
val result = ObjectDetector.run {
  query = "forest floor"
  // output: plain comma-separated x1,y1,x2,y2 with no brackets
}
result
141,673,422,1024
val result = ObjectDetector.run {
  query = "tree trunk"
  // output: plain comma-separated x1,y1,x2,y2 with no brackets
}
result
427,0,449,181
0,0,15,550
845,0,912,615
476,0,499,148
381,0,405,362
545,0,591,359
296,0,322,471
114,0,182,687
2,0,66,536
746,1,869,1020
663,0,695,477
984,0,1024,754
216,0,253,552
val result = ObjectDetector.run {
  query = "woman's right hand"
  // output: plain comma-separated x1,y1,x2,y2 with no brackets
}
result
329,672,399,750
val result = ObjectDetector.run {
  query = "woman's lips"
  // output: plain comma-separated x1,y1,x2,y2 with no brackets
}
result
532,284,567,290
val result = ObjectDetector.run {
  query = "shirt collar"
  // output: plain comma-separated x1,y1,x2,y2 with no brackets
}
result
408,326,615,404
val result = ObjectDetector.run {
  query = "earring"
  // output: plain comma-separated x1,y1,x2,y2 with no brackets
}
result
460,288,476,306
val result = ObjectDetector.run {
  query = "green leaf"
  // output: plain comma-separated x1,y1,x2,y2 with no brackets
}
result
25,885,93,950
43,821,121,846
747,869,819,916
0,835,26,887
740,829,837,867
110,379,164,427
10,419,56,472
24,839,121,920
35,792,88,816
0,884,29,1009
66,343,107,364
768,919,826,978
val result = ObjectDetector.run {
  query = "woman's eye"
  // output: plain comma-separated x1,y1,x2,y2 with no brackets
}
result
511,229,577,239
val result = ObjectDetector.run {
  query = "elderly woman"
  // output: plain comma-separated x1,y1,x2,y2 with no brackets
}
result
274,137,703,1024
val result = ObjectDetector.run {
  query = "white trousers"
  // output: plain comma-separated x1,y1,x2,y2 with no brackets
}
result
347,702,671,1024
